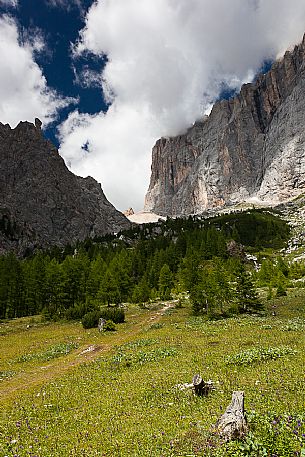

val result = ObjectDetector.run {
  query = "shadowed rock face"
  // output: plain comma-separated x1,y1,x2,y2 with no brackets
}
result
145,33,305,216
0,121,130,254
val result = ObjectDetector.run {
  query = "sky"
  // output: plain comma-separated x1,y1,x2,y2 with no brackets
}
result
1,1,305,212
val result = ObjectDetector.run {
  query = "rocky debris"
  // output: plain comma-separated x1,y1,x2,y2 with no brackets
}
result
0,121,130,254
127,211,166,224
145,33,305,216
123,207,135,217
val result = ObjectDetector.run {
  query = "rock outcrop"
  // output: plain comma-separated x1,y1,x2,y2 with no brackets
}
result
123,208,135,217
0,121,130,254
145,33,305,216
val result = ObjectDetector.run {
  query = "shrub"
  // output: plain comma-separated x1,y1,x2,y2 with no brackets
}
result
65,303,92,320
100,307,125,324
81,308,125,329
103,320,116,331
81,310,101,329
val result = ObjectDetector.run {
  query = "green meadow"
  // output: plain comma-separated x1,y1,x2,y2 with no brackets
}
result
1,290,304,456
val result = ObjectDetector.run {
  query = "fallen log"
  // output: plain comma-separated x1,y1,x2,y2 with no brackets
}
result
215,391,248,441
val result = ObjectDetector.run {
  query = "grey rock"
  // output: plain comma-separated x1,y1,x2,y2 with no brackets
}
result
0,121,130,254
145,33,305,216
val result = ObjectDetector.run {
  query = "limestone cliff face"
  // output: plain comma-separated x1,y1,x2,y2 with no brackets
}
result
0,121,130,254
145,34,305,216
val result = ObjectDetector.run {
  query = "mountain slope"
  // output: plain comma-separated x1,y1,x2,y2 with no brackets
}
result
145,34,305,216
0,121,129,254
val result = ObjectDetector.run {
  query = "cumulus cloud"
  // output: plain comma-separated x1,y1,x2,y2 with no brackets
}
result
59,0,305,211
0,16,75,128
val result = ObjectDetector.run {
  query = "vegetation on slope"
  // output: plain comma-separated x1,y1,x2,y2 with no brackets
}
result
0,210,290,321
0,208,305,455
0,290,304,456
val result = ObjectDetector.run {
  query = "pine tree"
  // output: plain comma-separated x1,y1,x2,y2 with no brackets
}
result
44,258,64,318
276,256,289,278
98,270,120,305
86,255,107,302
132,277,150,304
235,264,263,314
276,282,287,297
158,264,173,300
190,270,217,316
5,254,24,318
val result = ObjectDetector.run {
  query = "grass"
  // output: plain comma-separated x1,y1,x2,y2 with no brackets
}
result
15,342,79,363
0,292,305,456
225,346,297,366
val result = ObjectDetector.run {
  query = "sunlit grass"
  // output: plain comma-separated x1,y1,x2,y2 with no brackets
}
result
0,291,304,456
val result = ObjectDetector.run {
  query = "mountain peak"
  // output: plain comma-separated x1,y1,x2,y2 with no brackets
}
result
0,123,130,254
145,32,305,216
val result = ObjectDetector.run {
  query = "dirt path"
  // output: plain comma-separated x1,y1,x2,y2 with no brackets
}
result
1,302,176,403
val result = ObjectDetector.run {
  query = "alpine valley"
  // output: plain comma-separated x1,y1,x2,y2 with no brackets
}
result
1,25,305,457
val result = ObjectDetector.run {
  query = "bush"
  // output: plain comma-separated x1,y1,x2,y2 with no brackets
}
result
81,307,125,329
81,310,101,329
103,320,116,331
65,303,92,321
100,307,125,324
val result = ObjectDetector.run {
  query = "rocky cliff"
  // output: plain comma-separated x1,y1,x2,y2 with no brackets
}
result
0,121,129,254
145,33,305,216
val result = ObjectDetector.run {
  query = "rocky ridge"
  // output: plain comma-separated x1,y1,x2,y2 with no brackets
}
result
145,33,305,216
0,121,130,254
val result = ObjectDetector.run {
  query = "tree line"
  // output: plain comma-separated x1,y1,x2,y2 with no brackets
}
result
0,210,297,320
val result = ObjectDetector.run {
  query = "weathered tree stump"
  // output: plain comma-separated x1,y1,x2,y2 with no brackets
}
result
98,318,106,332
192,374,213,397
215,391,247,441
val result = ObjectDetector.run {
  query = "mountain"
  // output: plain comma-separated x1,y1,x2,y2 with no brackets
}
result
0,120,130,254
145,33,305,216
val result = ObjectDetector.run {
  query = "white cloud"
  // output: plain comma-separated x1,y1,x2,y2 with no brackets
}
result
0,0,18,7
0,16,75,128
73,65,103,89
45,0,84,12
59,0,305,211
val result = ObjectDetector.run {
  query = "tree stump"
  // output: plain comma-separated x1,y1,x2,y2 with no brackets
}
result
215,391,247,441
98,318,106,332
192,374,213,397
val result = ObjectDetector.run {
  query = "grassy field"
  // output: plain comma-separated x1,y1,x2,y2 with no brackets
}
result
0,292,305,456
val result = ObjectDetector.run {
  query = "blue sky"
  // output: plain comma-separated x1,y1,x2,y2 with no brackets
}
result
0,0,105,146
1,0,305,211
